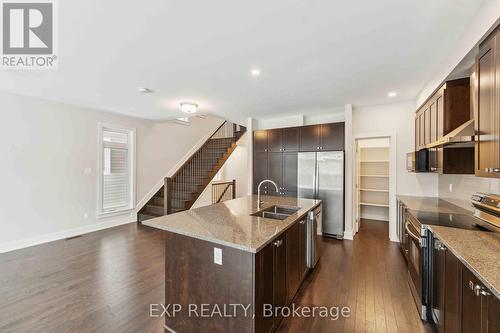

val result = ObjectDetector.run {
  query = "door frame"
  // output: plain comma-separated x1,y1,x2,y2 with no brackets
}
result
352,131,397,241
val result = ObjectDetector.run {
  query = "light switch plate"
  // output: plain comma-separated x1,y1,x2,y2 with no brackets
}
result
214,247,222,265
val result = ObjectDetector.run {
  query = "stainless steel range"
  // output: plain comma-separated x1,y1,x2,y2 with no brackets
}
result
402,193,500,321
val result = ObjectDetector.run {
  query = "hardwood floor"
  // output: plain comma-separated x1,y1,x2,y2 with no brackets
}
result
277,219,435,333
0,219,434,333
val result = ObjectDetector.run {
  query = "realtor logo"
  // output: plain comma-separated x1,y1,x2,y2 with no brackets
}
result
1,0,57,68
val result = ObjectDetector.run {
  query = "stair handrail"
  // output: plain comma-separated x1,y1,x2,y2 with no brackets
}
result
212,179,236,204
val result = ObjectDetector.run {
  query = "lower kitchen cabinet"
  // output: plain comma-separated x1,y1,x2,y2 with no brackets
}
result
431,234,499,333
255,217,311,332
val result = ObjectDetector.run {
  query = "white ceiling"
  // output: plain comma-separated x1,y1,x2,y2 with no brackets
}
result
0,0,488,122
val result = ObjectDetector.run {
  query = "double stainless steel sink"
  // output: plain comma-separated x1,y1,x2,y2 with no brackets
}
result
251,205,301,220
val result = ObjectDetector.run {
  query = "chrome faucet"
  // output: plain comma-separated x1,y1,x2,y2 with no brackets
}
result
257,179,279,210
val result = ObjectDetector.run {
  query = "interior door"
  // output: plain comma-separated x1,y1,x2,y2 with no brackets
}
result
297,152,316,199
317,151,344,237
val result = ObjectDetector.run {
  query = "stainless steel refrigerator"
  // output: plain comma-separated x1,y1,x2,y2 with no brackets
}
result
298,151,344,238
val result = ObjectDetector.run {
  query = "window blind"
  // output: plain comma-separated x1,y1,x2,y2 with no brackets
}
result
101,128,131,213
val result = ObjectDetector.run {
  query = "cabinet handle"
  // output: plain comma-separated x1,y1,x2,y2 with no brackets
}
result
479,289,491,296
317,146,319,150
299,220,306,224
430,167,437,171
273,239,283,247
283,148,285,151
493,168,500,173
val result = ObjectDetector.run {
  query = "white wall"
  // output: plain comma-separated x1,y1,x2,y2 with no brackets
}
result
192,132,249,208
0,92,222,252
353,101,438,197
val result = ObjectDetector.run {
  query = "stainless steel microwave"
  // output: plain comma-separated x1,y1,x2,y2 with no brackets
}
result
407,150,429,172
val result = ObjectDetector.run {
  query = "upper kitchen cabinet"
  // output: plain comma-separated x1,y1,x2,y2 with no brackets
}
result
415,78,470,152
475,27,500,178
282,127,299,152
254,130,269,152
254,127,299,153
299,125,321,151
320,122,345,150
299,122,345,151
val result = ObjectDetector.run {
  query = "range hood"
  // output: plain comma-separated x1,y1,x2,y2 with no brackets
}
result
425,119,475,149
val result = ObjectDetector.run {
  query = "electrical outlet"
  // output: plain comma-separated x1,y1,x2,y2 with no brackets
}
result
449,184,453,193
214,248,222,265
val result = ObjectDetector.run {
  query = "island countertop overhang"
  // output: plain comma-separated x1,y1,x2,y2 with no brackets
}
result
142,195,321,253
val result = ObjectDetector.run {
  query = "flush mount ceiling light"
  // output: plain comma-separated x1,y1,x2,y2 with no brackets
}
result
250,68,261,77
388,91,397,97
180,102,198,114
137,87,153,94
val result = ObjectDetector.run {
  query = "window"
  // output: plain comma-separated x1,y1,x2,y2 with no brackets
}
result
98,124,135,216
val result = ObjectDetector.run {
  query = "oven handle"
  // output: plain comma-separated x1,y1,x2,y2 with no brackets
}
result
405,221,421,244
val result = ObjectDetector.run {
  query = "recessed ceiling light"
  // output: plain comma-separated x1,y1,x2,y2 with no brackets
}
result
388,91,397,97
137,87,153,94
180,102,198,114
250,68,261,77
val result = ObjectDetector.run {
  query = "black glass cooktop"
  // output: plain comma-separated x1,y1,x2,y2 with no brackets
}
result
408,209,489,231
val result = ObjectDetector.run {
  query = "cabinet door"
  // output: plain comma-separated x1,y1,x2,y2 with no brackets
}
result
424,107,431,145
286,222,301,303
299,125,321,151
436,94,444,138
267,129,283,153
462,266,484,333
283,152,298,194
430,101,437,143
282,127,299,152
444,244,461,333
253,152,268,194
415,115,420,150
254,130,269,152
268,153,283,191
320,123,344,150
298,219,309,280
273,235,287,322
254,242,275,333
476,36,500,178
487,294,500,332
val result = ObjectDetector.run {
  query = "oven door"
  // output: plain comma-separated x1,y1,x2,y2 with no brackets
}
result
405,217,424,318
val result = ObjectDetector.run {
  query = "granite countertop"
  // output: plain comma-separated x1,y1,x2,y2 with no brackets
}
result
428,225,500,299
143,195,321,253
397,195,473,215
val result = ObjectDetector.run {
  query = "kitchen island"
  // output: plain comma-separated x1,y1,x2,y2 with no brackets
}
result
143,195,321,333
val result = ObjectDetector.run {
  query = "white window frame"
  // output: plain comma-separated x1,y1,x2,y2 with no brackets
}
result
97,123,136,217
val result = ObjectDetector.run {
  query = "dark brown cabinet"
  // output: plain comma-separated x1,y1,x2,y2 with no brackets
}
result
475,28,500,178
462,265,485,333
298,218,308,280
299,125,321,151
286,221,301,303
320,122,345,150
268,153,283,192
253,123,343,195
253,152,269,194
282,127,299,152
415,78,473,174
267,129,283,153
282,152,298,195
255,217,311,332
254,130,269,152
299,123,345,151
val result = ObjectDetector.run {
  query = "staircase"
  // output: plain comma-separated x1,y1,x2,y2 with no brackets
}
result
138,121,246,222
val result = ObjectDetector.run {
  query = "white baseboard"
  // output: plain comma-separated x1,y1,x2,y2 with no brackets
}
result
0,214,137,254
343,230,354,240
